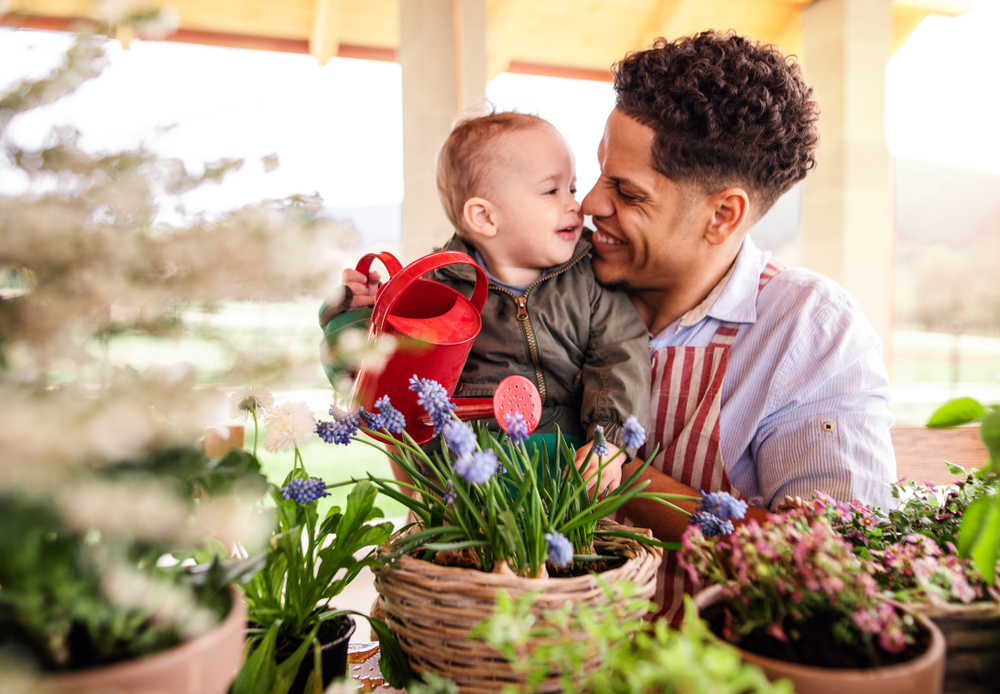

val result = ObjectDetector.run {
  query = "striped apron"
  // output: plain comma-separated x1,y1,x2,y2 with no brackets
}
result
618,259,785,622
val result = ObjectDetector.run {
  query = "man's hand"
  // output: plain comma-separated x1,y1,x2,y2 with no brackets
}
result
341,267,381,309
574,440,624,496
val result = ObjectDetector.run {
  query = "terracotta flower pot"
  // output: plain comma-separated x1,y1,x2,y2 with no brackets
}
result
692,585,946,694
373,520,662,694
34,587,246,694
912,600,1000,694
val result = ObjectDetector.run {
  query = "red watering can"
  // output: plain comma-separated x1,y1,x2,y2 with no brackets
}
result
351,251,541,444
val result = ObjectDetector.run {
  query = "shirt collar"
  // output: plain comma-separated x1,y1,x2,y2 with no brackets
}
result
677,235,769,328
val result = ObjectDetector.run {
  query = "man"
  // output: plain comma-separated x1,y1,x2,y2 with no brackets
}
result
582,31,896,619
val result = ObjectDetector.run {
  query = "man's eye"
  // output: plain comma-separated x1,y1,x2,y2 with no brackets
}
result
616,187,637,202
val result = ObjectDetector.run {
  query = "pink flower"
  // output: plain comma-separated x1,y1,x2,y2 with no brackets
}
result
852,608,881,634
765,623,789,642
879,627,907,654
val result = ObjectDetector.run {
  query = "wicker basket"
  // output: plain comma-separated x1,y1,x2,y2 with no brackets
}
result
372,520,661,693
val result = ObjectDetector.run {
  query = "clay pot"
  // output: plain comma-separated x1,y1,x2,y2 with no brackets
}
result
692,585,946,694
36,587,246,694
912,600,1000,694
281,614,357,694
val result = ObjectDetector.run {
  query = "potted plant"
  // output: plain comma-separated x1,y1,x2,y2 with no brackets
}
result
227,392,403,694
320,377,747,691
405,583,793,694
680,510,946,694
0,21,354,693
813,395,1000,694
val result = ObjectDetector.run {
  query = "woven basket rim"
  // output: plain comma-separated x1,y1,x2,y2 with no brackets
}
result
373,519,661,588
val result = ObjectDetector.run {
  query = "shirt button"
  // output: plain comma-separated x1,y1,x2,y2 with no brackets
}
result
822,421,835,433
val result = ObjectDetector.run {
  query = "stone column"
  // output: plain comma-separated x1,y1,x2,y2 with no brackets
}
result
399,0,487,263
801,0,894,366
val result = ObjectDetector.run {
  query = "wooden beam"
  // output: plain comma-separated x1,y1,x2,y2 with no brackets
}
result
487,0,529,80
507,61,613,82
310,0,344,66
0,14,398,61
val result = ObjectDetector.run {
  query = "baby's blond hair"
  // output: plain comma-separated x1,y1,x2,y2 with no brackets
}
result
435,110,547,235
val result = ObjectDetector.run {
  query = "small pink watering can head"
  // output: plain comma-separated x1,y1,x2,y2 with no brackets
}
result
352,251,542,443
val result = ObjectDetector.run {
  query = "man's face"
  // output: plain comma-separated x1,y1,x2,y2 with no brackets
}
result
582,109,706,290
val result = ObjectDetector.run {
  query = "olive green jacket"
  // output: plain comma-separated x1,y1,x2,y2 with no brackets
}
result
320,234,650,447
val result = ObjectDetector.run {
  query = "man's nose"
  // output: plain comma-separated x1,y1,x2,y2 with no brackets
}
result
581,182,609,218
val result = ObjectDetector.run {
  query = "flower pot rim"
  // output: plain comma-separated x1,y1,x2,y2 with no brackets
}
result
692,584,947,679
909,598,1000,620
41,585,247,686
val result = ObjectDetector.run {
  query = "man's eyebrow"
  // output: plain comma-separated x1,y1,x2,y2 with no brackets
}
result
606,175,650,196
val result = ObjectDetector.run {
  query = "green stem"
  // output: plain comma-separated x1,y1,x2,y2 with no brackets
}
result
251,408,259,458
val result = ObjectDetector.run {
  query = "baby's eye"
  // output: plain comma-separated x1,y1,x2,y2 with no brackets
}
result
570,187,577,196
546,189,558,195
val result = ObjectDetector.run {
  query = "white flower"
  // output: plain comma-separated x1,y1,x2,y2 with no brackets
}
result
229,386,275,420
262,401,315,453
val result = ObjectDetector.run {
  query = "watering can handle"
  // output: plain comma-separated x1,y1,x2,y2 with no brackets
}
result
355,252,404,281
367,250,489,334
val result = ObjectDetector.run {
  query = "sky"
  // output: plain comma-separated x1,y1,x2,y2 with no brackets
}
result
1,0,998,227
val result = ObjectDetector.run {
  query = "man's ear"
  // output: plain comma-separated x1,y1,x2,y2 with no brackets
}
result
463,197,499,239
705,188,750,246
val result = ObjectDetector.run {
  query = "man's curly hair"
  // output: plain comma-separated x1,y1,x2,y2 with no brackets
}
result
613,31,820,217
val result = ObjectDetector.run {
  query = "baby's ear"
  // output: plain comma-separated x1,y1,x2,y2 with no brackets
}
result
463,197,499,239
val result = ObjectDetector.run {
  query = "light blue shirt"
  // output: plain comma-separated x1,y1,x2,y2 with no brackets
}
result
649,236,896,511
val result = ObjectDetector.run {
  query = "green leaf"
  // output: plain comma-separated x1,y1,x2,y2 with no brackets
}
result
927,397,986,428
945,460,967,475
958,495,1000,584
230,621,280,694
361,615,416,689
980,409,1000,463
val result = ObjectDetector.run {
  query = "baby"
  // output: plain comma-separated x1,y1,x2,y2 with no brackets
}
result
325,111,649,491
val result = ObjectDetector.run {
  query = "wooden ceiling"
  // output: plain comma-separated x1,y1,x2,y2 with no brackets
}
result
4,0,972,80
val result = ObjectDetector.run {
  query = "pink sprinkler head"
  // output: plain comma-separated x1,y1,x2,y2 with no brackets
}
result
493,375,541,436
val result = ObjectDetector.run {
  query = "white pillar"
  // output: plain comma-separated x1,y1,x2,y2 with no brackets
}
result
801,0,894,367
399,0,487,263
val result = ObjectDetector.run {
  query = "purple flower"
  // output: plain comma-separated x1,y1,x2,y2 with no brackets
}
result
442,420,477,457
453,450,498,485
357,407,383,431
374,396,406,434
545,531,574,569
409,376,456,435
621,415,646,450
280,477,330,504
442,480,456,505
691,512,735,538
696,490,748,521
592,425,609,458
504,410,529,445
316,408,359,445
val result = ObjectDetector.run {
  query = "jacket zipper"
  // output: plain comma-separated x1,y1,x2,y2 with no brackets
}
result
490,251,589,406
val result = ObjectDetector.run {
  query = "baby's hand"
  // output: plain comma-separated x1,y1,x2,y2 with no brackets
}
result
574,440,624,496
341,267,381,309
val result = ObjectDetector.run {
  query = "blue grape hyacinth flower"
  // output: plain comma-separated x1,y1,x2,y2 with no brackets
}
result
690,512,735,538
592,425,609,458
695,490,748,521
544,531,574,569
443,420,477,457
409,376,456,436
374,395,406,434
621,416,646,450
442,480,457,505
503,410,529,445
453,450,498,485
317,408,359,445
280,477,330,504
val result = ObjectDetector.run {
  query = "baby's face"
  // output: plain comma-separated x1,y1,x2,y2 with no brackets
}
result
484,124,583,273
